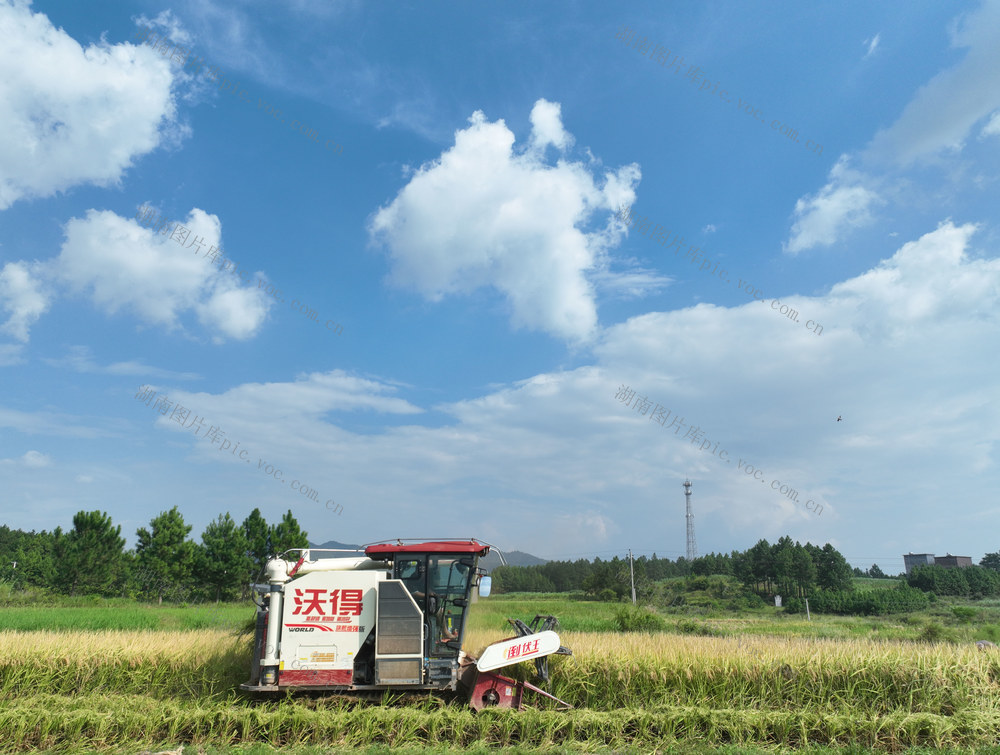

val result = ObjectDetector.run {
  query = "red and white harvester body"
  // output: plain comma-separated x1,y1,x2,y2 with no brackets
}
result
241,539,571,710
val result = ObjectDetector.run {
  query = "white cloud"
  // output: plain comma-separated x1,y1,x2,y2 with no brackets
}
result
163,369,424,430
0,405,112,438
0,449,51,467
0,261,50,341
20,450,50,467
528,99,572,152
863,33,880,58
151,215,1000,555
588,266,672,300
43,345,201,380
785,156,884,254
786,2,1000,254
0,0,181,209
827,220,995,330
52,208,271,340
9,221,996,558
132,9,236,108
135,9,194,46
864,0,1000,166
980,110,1000,138
368,100,642,342
195,286,266,343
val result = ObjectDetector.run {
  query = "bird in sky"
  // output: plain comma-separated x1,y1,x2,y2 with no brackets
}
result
837,416,842,422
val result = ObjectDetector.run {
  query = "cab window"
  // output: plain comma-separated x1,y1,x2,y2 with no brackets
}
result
394,557,426,609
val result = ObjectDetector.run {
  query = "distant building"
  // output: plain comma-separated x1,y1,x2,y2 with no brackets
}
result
903,553,935,575
934,554,973,569
903,552,972,574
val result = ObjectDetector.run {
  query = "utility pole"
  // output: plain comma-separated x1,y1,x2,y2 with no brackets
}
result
629,550,636,605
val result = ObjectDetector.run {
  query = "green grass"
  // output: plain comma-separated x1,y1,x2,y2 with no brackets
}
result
852,577,904,588
661,612,1000,646
485,591,1000,648
0,601,255,632
469,593,621,633
115,747,1000,755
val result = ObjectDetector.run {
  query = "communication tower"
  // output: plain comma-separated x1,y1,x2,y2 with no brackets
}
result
683,479,698,561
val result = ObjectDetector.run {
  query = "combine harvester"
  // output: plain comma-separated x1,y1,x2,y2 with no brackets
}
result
241,539,572,710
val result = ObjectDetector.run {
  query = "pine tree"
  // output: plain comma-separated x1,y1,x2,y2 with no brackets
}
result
55,511,125,596
136,506,197,603
270,509,309,556
747,539,773,595
773,538,796,598
1,528,57,589
814,543,853,591
242,508,272,581
980,552,1000,572
868,563,887,579
200,513,252,601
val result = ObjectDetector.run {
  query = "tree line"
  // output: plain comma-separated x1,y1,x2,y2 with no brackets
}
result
906,563,1000,599
490,554,692,596
0,507,309,602
493,537,855,601
493,540,1000,613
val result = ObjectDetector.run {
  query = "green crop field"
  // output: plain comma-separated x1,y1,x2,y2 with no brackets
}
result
2,594,1000,754
0,602,253,633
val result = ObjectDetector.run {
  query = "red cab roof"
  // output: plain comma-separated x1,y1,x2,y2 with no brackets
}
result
365,540,490,558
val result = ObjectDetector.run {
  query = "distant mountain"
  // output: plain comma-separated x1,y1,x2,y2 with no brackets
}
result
501,550,548,566
480,549,547,572
309,539,363,553
307,540,546,571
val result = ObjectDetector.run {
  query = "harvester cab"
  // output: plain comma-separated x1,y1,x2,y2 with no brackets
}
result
241,538,571,710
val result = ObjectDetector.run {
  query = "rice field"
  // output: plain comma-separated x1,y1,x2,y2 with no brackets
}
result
3,610,1000,753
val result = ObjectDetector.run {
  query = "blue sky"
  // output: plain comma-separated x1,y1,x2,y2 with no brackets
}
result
1,0,998,574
